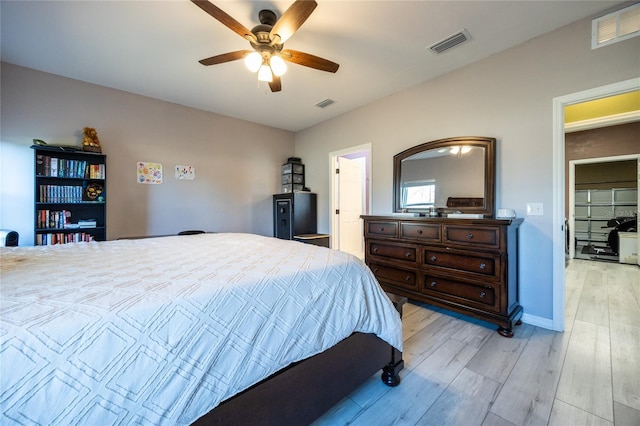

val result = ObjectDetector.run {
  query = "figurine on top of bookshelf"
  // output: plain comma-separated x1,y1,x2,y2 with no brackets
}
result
82,127,102,153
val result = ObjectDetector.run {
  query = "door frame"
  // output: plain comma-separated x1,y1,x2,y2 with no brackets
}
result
329,144,371,250
552,77,639,331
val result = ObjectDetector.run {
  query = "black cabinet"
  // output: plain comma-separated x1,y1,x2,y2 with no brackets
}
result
32,145,106,245
273,192,317,240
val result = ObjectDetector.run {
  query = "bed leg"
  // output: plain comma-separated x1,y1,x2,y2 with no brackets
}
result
381,347,404,387
381,292,407,387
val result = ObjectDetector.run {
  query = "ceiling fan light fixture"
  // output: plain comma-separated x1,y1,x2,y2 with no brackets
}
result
244,51,262,72
258,64,273,82
270,55,287,77
192,0,339,93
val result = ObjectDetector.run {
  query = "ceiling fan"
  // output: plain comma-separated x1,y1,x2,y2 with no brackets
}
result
192,0,339,92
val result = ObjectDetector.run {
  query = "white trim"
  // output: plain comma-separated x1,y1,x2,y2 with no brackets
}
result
329,144,372,250
552,77,640,332
565,110,640,133
521,313,554,330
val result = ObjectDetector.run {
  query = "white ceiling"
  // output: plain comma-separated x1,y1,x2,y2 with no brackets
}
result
0,0,624,132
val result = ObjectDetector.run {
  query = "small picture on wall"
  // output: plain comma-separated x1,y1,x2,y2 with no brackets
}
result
175,165,195,180
137,162,163,184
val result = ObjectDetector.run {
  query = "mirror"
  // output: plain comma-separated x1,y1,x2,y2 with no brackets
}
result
393,136,495,217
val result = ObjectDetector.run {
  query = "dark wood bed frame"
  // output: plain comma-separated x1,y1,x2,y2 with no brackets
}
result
193,295,406,426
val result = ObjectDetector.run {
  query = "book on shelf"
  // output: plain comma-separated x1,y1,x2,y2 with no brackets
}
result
36,154,45,176
36,210,100,230
36,232,95,246
37,209,71,229
38,185,85,203
50,158,58,177
78,219,97,228
35,155,105,179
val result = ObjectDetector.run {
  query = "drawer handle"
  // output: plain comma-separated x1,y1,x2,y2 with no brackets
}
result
379,227,385,232
467,233,474,239
480,291,486,298
430,281,437,287
479,262,486,270
373,267,379,272
405,252,412,258
372,247,378,253
405,275,412,282
430,255,437,262
417,229,423,234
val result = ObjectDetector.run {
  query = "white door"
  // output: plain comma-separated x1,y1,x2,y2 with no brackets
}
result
337,157,364,258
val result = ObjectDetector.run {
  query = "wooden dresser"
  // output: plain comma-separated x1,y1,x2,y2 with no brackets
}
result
362,215,523,337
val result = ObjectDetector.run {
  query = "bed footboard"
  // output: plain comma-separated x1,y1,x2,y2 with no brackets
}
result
193,293,406,426
193,332,401,426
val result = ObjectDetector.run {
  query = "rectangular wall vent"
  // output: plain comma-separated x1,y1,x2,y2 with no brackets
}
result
592,3,640,49
429,29,471,54
315,98,335,108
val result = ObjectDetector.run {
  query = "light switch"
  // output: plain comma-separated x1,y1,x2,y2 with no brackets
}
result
526,202,543,216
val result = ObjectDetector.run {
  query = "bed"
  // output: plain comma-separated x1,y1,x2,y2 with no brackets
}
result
0,233,403,425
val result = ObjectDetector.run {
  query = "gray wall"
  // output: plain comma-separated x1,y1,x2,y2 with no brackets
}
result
0,64,294,244
293,16,640,323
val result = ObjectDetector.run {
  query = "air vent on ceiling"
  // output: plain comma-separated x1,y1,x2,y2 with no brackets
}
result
315,98,335,108
428,29,471,54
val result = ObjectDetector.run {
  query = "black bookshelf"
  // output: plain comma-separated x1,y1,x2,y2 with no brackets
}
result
32,145,106,245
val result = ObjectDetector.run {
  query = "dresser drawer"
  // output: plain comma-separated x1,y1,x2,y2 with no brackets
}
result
368,262,418,290
365,221,399,238
400,222,441,242
367,240,418,264
444,225,501,249
423,248,500,280
422,274,500,312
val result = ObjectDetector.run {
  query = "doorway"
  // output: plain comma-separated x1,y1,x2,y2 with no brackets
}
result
552,78,640,332
329,144,371,258
568,155,639,260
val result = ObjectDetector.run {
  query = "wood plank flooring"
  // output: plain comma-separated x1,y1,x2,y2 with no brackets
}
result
313,260,640,426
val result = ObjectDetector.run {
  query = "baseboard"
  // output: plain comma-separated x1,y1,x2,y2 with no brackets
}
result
521,313,554,330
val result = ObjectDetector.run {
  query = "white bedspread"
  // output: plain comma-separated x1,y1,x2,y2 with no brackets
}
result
0,233,402,425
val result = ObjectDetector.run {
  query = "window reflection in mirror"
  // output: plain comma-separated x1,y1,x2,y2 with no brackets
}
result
402,180,436,208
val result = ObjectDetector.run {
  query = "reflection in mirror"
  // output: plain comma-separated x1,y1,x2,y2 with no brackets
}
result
393,137,495,217
401,146,485,208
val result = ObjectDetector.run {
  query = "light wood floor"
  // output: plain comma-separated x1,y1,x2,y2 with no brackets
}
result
313,259,640,426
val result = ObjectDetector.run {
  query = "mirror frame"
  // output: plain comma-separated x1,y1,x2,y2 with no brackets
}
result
393,136,496,217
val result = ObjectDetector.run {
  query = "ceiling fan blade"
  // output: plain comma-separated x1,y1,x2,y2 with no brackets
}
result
270,0,317,43
191,0,256,42
281,49,339,73
269,76,282,92
199,50,251,66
